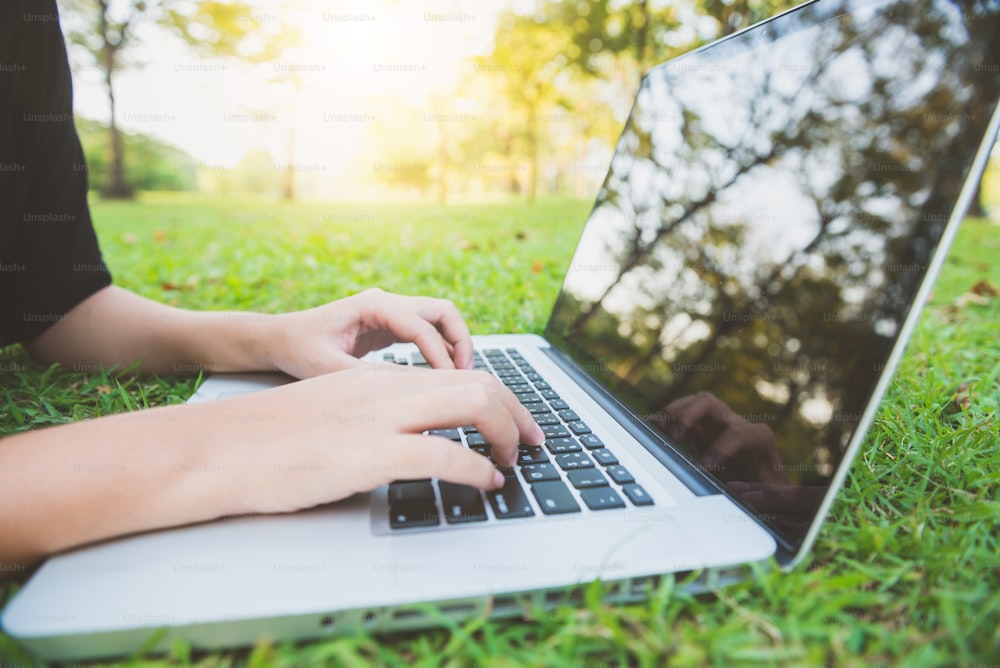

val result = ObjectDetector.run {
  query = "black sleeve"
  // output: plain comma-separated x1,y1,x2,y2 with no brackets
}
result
0,0,113,347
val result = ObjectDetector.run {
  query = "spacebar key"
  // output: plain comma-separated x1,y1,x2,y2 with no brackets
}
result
486,475,535,519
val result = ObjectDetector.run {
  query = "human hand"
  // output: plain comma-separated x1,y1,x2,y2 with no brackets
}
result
206,364,545,515
261,288,475,379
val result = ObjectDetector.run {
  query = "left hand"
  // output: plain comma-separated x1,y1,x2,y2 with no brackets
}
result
261,288,475,379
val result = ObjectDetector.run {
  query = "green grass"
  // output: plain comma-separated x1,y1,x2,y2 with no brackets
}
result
2,195,999,667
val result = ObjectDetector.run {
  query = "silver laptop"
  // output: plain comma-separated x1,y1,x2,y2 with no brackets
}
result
4,0,998,660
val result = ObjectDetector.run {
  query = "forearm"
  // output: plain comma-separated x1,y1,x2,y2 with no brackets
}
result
0,401,246,566
26,286,280,376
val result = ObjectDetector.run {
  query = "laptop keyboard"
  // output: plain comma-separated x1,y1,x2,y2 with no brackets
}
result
381,348,655,530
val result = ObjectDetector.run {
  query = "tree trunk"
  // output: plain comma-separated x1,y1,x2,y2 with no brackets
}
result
526,108,538,203
100,1,133,199
436,116,448,205
967,178,986,217
636,0,649,71
101,12,132,199
282,117,295,201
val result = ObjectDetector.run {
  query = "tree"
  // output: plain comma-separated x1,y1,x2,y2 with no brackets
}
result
60,0,295,199
75,117,198,192
473,11,573,202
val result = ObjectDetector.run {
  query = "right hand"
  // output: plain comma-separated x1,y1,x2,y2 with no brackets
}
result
201,364,545,516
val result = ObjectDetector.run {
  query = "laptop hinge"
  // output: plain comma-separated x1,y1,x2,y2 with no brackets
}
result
541,346,719,498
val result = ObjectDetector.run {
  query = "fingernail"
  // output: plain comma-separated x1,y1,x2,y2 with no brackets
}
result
493,469,505,488
533,423,545,444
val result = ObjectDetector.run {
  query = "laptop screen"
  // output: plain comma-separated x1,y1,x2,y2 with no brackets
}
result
545,0,999,551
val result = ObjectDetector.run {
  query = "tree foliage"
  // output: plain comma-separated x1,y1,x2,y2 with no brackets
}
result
60,0,296,198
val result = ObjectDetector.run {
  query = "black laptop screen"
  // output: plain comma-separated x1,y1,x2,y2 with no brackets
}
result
545,0,999,549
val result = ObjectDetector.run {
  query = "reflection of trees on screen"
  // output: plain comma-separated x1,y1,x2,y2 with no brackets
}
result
551,0,999,485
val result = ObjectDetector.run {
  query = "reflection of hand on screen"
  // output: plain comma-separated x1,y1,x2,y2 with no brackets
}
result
659,391,787,485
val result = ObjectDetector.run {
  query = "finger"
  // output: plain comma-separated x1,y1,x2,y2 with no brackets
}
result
368,307,457,370
413,297,474,370
394,371,543,466
385,435,504,490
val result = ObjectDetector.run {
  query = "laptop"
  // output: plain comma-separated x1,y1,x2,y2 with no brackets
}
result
4,0,998,659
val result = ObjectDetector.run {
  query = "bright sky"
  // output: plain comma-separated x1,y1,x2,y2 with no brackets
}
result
64,0,526,172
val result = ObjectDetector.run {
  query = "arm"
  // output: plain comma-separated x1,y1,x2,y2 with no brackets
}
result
26,285,475,378
0,365,544,566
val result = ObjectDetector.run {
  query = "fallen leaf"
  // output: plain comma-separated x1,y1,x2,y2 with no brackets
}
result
161,281,180,291
531,260,544,274
954,293,989,309
460,239,480,251
515,231,527,241
952,382,973,412
153,229,168,244
95,384,112,394
121,232,138,245
970,279,999,297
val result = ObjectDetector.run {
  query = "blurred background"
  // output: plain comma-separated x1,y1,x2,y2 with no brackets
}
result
56,0,999,212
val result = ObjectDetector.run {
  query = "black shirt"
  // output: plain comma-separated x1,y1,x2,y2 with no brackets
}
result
0,0,113,347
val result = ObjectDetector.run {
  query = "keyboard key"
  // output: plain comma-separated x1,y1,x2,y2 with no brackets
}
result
579,434,605,449
410,352,426,364
592,448,619,466
466,433,488,447
383,353,395,361
389,480,435,505
462,424,478,434
606,465,635,485
555,452,595,470
520,462,560,482
545,437,581,454
580,488,626,511
517,445,550,465
486,476,535,519
527,403,551,414
541,424,570,439
567,421,592,435
549,399,570,411
516,392,543,405
622,483,654,506
470,444,491,457
439,482,488,523
567,469,609,489
524,372,542,382
390,503,440,529
428,429,462,442
532,380,551,390
558,409,580,422
504,381,531,392
533,412,561,426
531,480,581,515
540,389,560,400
